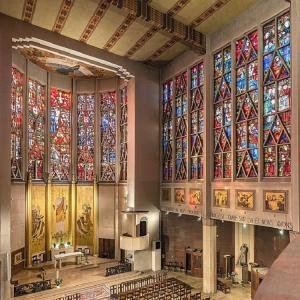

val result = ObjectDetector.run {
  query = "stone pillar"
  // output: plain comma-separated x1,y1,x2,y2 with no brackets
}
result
234,223,254,282
202,218,217,294
0,27,12,300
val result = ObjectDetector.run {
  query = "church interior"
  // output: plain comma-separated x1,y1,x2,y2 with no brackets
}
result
0,0,299,299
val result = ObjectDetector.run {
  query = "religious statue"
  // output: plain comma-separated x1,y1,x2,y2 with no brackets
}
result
237,243,248,266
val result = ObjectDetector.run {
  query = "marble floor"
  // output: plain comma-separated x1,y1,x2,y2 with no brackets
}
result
11,258,251,299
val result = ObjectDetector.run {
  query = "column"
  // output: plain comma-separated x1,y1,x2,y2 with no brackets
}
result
93,177,98,255
202,218,217,294
0,24,12,300
25,174,32,267
45,175,52,260
70,174,76,247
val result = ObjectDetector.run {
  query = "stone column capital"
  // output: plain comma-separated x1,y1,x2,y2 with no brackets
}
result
203,218,216,226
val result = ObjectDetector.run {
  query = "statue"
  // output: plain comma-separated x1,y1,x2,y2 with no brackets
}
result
237,243,248,266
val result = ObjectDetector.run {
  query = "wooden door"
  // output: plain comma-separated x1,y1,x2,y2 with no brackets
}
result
191,252,203,277
98,238,115,259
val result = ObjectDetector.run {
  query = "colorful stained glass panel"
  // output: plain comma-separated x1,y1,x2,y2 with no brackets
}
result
28,79,46,179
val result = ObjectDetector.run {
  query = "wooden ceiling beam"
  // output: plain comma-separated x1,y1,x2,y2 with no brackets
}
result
111,0,206,54
22,0,37,23
52,0,75,33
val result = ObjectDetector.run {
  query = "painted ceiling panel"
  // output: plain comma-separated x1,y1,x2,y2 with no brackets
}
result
87,7,126,49
61,0,98,40
110,21,150,57
0,0,23,20
154,42,189,62
197,0,257,34
31,0,62,31
149,0,181,13
175,0,216,24
130,32,170,61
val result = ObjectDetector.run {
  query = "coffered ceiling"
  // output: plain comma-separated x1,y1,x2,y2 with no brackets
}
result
0,0,257,63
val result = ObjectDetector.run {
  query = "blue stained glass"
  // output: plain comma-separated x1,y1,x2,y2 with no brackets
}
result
224,47,231,73
263,84,276,115
236,67,246,94
264,115,275,130
278,12,290,47
214,52,223,77
278,45,291,67
248,61,258,90
249,148,259,161
263,54,273,78
224,126,231,139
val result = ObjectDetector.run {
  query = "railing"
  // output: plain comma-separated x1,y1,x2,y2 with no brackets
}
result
106,261,132,277
120,234,149,251
56,294,81,300
110,271,167,296
14,279,52,297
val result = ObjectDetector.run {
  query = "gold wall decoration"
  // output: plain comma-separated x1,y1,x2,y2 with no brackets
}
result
189,189,202,206
236,190,255,210
31,185,46,256
51,185,70,246
213,189,230,208
161,188,171,202
264,190,288,213
76,185,94,247
174,188,185,204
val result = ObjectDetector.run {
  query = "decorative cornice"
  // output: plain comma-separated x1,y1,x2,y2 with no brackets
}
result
52,0,74,33
112,0,206,54
103,14,136,51
12,37,133,80
125,0,192,58
80,0,112,43
126,26,159,57
192,0,231,27
147,36,180,61
22,0,37,23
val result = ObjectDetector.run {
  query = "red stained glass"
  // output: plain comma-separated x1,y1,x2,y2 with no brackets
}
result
100,91,116,182
175,71,187,180
77,94,95,181
213,46,232,179
28,79,46,179
263,11,291,177
235,30,259,178
50,88,72,181
120,86,128,181
11,67,24,179
190,63,204,181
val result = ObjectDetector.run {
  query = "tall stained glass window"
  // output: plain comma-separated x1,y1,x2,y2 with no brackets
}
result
120,87,128,181
100,91,116,181
162,80,173,181
50,88,72,181
11,67,24,179
175,72,188,180
28,79,46,179
77,94,95,181
190,63,204,180
213,46,232,179
235,31,259,178
263,11,291,177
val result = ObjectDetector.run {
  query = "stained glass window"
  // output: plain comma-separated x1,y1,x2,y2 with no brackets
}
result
100,91,116,181
49,88,72,181
175,71,188,180
77,94,95,181
162,80,173,181
263,11,291,177
11,67,24,179
213,46,232,179
28,79,46,180
190,63,204,180
120,87,128,181
235,30,259,178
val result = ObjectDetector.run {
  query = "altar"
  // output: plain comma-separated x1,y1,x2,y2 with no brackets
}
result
54,252,83,269
51,246,74,260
